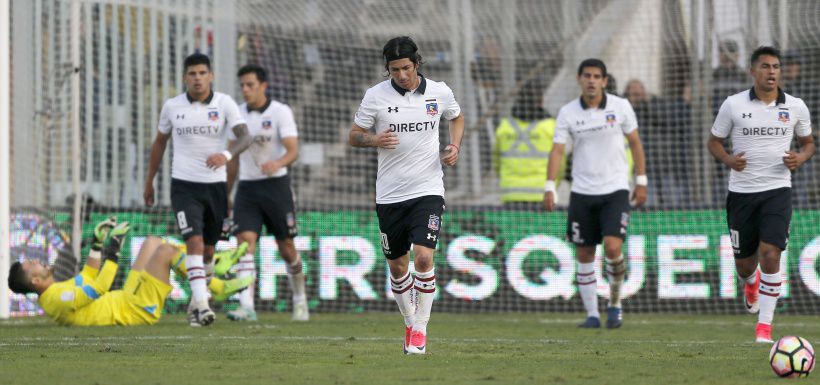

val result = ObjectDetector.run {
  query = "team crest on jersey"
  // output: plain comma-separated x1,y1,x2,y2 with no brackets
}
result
208,111,219,121
426,102,439,116
778,111,790,123
606,113,616,125
262,120,273,129
428,214,440,231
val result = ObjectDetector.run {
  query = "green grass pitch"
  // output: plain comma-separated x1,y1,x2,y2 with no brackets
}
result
1,313,817,385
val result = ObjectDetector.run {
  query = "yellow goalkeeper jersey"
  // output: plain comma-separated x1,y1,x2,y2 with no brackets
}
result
37,261,119,326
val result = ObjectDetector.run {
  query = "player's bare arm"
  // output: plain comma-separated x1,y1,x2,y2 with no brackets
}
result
348,124,399,149
441,113,465,166
783,134,816,171
626,130,647,208
708,134,747,171
144,131,171,206
543,143,565,211
261,137,299,176
207,123,252,170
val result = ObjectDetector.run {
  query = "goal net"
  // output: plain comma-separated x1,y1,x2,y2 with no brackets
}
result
5,0,820,317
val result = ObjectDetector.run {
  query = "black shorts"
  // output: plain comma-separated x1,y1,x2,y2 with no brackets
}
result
726,187,791,258
170,179,228,246
233,175,298,240
376,195,445,260
566,190,630,246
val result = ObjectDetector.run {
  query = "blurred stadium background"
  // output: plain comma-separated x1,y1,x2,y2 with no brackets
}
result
2,0,819,318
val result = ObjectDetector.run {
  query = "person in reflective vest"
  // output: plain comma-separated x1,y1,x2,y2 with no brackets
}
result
494,83,566,202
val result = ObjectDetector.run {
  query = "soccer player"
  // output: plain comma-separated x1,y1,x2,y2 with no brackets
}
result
708,46,815,343
143,53,252,326
543,58,647,329
6,219,250,326
225,64,307,322
349,36,464,355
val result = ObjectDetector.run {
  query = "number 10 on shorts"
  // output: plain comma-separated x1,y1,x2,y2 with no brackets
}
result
730,229,740,249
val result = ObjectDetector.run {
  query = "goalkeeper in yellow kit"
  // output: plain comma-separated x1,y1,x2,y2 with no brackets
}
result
7,218,251,326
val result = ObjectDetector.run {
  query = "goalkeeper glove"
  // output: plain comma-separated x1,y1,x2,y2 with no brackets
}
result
102,221,131,264
91,216,118,251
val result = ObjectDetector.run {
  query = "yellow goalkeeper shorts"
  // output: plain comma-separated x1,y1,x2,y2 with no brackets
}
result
118,270,172,325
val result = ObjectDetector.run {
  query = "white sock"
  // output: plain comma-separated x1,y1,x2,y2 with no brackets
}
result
606,255,625,308
577,262,599,318
740,268,758,285
186,254,208,304
758,271,781,325
413,269,436,335
237,254,255,310
390,270,415,328
287,259,307,305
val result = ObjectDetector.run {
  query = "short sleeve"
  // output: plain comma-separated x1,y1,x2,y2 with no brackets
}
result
441,83,462,121
223,95,247,133
157,102,172,134
711,99,734,138
278,105,298,138
794,99,813,138
354,89,378,130
553,108,571,144
621,100,638,134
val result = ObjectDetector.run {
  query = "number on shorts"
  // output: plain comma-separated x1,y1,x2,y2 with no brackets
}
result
380,232,390,251
176,211,189,230
730,229,739,249
572,222,582,243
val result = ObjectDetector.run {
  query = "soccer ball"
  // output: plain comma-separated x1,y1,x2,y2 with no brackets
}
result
769,336,815,378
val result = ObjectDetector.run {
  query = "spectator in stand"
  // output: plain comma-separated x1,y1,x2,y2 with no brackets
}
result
624,79,691,207
782,49,820,207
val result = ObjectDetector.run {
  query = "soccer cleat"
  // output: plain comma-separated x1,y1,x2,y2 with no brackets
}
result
755,323,773,343
578,316,601,328
227,307,258,322
403,326,412,354
744,270,761,314
210,276,254,302
606,307,623,329
406,330,427,355
292,302,310,322
213,242,249,276
188,301,215,327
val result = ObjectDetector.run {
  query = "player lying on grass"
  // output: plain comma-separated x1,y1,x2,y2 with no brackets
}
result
7,218,251,326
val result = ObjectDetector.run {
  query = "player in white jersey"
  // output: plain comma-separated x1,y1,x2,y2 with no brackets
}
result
225,64,308,322
544,59,647,329
708,46,815,343
143,53,253,326
349,36,464,355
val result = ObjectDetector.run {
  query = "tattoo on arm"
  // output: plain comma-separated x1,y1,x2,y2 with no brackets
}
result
352,131,373,147
228,124,252,156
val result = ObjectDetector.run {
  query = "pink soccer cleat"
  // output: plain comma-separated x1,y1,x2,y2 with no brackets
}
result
744,270,760,314
756,323,773,343
406,330,427,355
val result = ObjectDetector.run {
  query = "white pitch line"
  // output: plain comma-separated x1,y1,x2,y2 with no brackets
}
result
1,334,760,347
536,318,820,328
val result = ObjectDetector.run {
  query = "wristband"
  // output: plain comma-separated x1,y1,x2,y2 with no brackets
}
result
544,180,557,194
635,175,648,186
449,143,460,152
221,150,233,161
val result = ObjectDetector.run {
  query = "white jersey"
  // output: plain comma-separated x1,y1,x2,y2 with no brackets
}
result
354,76,461,204
553,93,638,195
233,99,298,180
157,91,246,183
711,88,813,193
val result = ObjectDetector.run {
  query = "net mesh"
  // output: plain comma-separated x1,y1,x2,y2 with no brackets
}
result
7,0,820,317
